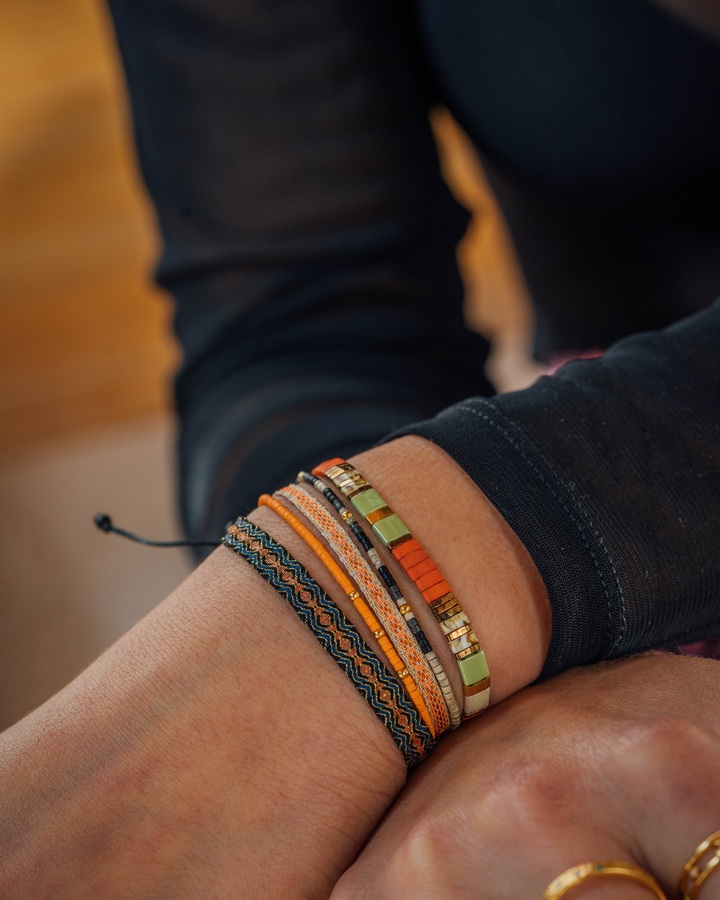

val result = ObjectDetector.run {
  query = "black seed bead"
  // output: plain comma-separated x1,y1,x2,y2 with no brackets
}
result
379,565,395,584
408,619,421,635
389,584,404,600
418,636,433,654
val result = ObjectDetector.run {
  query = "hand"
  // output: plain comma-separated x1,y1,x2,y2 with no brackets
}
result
332,653,720,900
0,436,549,898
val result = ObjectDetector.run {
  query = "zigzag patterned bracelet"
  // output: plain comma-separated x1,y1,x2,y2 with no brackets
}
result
222,517,435,766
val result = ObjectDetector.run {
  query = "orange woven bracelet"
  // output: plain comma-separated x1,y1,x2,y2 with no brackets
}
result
258,493,436,735
278,484,450,736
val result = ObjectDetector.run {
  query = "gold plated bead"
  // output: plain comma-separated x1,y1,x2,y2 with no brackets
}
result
399,604,412,615
365,505,393,525
373,628,386,639
456,642,481,660
397,668,409,679
348,590,360,601
447,623,473,641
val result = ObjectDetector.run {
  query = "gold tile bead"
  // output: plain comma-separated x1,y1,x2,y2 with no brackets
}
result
456,642,481,660
430,592,457,613
464,676,491,696
436,605,462,622
365,505,393,525
446,623,473,641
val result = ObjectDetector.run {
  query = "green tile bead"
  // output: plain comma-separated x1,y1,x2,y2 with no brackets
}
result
350,488,387,517
457,650,489,687
372,514,411,547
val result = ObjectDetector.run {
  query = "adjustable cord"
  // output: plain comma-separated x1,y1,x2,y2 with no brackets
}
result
93,513,221,548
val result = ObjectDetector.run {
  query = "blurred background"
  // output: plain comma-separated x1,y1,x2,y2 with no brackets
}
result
0,0,532,729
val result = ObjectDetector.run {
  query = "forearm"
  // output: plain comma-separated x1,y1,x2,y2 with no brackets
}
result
0,436,549,897
0,548,404,897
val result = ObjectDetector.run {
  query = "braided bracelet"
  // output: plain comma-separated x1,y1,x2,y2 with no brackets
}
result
257,494,436,735
278,484,450,736
223,518,434,765
297,472,461,729
313,459,490,719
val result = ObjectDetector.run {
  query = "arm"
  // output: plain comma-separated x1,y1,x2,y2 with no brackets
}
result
332,652,720,900
390,300,720,678
0,438,549,897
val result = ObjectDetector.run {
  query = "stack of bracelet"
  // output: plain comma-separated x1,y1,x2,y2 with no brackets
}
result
293,474,461,729
311,458,490,718
223,517,435,766
221,454,490,765
277,483,453,735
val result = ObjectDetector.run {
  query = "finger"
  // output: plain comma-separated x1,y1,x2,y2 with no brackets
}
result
603,715,720,899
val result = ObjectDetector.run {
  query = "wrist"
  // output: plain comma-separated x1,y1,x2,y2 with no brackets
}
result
0,547,405,898
348,435,551,702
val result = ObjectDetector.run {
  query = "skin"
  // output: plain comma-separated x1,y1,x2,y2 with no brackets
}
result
0,436,549,898
333,653,720,900
0,438,717,897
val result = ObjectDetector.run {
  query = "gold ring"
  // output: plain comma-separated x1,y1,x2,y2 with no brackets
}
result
679,829,720,899
542,860,666,899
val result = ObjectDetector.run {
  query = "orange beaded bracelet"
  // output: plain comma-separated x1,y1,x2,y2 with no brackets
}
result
278,484,450,736
258,493,436,735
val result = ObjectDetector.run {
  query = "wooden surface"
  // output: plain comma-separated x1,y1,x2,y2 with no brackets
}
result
0,0,177,454
0,0,531,456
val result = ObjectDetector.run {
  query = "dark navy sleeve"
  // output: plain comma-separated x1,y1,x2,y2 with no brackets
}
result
389,301,720,677
108,0,720,676
107,0,493,544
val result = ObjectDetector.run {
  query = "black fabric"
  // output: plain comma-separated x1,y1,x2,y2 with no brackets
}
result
108,0,493,542
107,0,720,675
388,301,720,678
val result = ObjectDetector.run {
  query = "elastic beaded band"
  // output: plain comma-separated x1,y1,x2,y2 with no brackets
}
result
313,458,490,719
222,518,434,766
298,472,461,729
257,494,436,736
278,484,450,736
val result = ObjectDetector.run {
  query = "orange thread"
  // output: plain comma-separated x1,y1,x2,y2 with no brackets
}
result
258,493,436,735
279,485,449,736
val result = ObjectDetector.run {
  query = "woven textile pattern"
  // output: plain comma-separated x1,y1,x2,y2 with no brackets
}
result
222,517,434,765
278,484,449,735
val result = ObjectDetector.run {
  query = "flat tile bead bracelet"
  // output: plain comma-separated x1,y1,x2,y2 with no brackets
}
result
257,494,437,736
277,483,451,736
312,458,491,719
223,517,434,765
296,472,461,729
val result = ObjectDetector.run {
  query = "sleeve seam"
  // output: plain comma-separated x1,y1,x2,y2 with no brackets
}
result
455,401,628,657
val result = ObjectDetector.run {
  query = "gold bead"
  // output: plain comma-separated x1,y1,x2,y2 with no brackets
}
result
399,604,411,615
348,590,360,601
397,668,409,679
373,628,386,639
